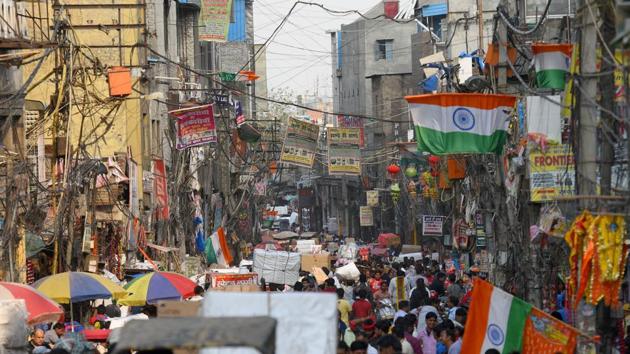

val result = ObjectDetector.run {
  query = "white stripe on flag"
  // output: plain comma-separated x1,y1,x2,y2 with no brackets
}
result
480,288,513,353
409,104,512,136
534,52,570,72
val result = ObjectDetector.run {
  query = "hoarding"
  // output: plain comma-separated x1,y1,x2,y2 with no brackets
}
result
170,105,217,150
328,127,361,175
529,144,575,202
422,215,444,236
199,0,233,42
280,117,319,168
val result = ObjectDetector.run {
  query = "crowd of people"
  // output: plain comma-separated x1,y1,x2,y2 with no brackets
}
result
280,254,476,354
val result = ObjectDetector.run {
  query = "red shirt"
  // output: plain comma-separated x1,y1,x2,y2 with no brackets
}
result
352,298,372,318
369,278,382,293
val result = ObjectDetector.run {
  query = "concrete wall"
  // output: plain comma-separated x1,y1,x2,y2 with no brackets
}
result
364,19,416,77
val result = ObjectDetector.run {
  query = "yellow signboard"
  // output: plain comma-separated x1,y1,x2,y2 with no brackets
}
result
528,144,575,202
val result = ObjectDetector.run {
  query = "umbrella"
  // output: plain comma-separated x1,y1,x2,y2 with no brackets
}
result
272,231,299,240
255,240,283,251
0,282,63,324
118,271,197,306
33,271,127,304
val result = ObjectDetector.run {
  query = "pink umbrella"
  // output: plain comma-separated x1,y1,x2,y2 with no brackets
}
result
0,282,63,324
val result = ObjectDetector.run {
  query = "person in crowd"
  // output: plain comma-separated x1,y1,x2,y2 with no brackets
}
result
402,314,422,354
393,325,413,354
338,310,348,342
446,296,460,321
89,305,109,328
416,297,440,331
376,334,402,354
370,320,391,349
446,274,464,301
28,328,48,354
430,273,446,297
409,278,429,310
189,285,205,301
337,341,350,354
374,281,391,302
338,288,352,327
44,323,65,348
369,270,383,294
350,341,369,354
453,308,467,328
389,270,412,309
417,312,438,354
354,274,374,302
324,278,338,293
105,300,122,318
394,300,410,322
352,289,373,321
437,326,459,354
293,281,304,292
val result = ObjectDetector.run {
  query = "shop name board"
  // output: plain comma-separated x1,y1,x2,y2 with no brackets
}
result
422,215,444,236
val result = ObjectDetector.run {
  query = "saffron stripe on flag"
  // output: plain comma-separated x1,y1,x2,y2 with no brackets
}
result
405,93,516,110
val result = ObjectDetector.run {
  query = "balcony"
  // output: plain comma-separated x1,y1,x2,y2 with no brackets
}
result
0,0,53,48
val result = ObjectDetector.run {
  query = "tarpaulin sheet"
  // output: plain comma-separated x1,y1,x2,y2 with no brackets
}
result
252,249,300,285
202,292,337,354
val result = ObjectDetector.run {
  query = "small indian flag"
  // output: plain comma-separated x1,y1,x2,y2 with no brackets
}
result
532,43,573,90
206,227,233,266
461,279,532,354
405,93,516,155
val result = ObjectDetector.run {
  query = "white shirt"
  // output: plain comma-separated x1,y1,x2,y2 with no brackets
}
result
416,305,439,330
394,309,408,322
448,306,459,321
367,344,378,354
401,338,414,354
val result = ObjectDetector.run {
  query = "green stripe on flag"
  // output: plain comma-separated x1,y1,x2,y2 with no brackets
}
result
536,70,568,90
502,297,532,354
415,126,508,155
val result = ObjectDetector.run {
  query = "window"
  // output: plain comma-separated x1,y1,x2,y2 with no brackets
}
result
375,39,394,61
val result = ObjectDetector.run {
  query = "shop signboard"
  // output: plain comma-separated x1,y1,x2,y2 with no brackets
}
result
280,117,319,168
422,215,444,236
529,144,575,202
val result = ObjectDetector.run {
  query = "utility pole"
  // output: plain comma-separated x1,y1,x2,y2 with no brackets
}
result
477,0,484,51
576,0,599,208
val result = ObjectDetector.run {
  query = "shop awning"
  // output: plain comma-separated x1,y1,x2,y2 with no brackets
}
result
421,2,447,17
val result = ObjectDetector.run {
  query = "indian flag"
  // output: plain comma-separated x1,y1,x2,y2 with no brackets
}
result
532,43,573,90
205,227,233,266
461,279,532,354
405,93,516,155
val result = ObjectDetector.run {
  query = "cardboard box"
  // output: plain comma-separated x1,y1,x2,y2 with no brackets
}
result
301,253,330,272
157,301,201,318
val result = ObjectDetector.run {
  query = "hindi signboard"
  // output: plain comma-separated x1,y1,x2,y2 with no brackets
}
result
280,117,319,168
337,115,365,146
199,0,233,42
328,127,361,175
359,206,373,226
422,215,444,236
170,105,217,150
528,144,575,202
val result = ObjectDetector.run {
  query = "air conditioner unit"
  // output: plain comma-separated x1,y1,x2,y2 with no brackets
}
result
335,68,342,77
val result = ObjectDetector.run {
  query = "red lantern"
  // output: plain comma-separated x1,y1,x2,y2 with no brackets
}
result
387,164,401,175
428,155,440,177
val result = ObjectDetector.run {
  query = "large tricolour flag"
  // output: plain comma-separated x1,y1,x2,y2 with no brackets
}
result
405,93,516,155
462,278,578,354
532,43,573,90
205,227,233,266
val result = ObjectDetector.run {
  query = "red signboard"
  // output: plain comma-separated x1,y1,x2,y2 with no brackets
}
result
170,104,217,150
153,159,169,221
207,273,258,288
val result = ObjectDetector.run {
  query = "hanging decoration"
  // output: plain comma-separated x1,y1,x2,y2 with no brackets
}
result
387,163,401,178
428,155,440,177
404,164,418,178
565,211,628,308
420,171,438,199
390,183,400,203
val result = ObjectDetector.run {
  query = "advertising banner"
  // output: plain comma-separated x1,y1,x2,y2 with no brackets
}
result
337,115,365,146
207,273,258,288
528,144,575,202
280,117,319,168
328,127,361,175
366,190,379,207
199,0,233,42
359,206,373,226
170,104,217,150
422,215,444,236
153,159,169,221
